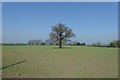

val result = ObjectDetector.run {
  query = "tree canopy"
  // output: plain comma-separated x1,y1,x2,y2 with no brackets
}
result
49,23,75,48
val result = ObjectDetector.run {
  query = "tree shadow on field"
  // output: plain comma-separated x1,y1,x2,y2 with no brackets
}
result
0,60,26,70
52,46,73,49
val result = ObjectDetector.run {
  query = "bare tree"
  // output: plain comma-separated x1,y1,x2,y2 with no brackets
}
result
49,23,75,48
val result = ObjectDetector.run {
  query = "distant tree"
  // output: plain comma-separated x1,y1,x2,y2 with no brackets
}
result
77,42,80,45
41,42,45,45
97,42,102,47
80,43,86,46
116,40,120,47
109,40,117,47
50,43,53,45
28,40,32,45
92,42,102,47
32,40,35,45
45,39,51,45
70,41,76,46
109,40,120,47
38,39,43,45
49,23,75,48
27,39,43,45
35,39,39,45
71,41,85,46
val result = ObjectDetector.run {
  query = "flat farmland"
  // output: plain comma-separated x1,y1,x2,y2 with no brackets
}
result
2,45,118,78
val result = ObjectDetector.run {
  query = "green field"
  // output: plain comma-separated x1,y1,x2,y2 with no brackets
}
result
2,45,118,78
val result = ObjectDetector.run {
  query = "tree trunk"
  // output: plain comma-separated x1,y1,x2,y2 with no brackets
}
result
59,40,62,48
59,34,62,48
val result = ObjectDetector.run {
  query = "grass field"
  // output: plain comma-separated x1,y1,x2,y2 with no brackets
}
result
2,45,118,78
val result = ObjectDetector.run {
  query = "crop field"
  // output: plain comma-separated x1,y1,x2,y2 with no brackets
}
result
2,45,118,78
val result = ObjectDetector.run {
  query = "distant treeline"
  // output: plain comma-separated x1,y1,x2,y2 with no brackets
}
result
2,43,27,45
2,39,120,48
27,39,86,46
27,39,120,48
91,40,120,48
